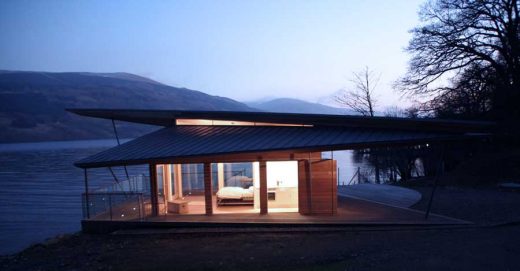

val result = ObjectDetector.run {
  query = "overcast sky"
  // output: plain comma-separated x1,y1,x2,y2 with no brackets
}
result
0,0,423,107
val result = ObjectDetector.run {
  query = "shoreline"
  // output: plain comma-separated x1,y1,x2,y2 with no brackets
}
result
2,185,519,270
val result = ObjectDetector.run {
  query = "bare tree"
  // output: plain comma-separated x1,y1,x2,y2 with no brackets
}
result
335,66,380,117
398,0,520,120
383,106,407,118
421,63,496,119
336,67,383,182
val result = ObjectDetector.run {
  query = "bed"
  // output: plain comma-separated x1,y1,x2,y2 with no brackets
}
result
216,186,254,206
216,176,254,206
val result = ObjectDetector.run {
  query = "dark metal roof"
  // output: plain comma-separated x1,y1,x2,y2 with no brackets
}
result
75,125,477,168
66,108,495,133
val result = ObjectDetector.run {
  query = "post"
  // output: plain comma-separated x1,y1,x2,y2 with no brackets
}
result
108,167,120,183
203,162,213,215
331,150,335,215
308,153,313,213
173,164,183,199
149,164,159,216
425,144,445,219
108,193,113,220
338,167,341,186
375,157,381,184
111,119,130,180
163,165,171,202
259,161,268,214
217,163,225,190
357,167,361,184
84,168,90,219
138,194,142,220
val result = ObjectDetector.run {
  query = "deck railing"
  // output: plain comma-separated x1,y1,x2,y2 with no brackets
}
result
82,192,148,221
96,174,150,193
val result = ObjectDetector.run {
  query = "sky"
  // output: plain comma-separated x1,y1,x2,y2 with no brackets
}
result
0,0,424,108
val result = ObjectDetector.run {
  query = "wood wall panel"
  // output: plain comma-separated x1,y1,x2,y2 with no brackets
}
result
298,159,337,215
259,161,268,214
298,160,310,215
203,163,213,215
149,164,159,216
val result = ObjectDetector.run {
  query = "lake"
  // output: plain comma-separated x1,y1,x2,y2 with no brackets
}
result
0,140,367,255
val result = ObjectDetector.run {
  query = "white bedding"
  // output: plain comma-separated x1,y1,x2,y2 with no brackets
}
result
216,186,254,199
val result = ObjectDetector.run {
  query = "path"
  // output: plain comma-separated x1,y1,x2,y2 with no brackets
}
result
338,183,422,208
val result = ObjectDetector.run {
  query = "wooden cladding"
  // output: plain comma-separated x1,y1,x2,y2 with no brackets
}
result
298,159,337,215
149,151,322,165
149,164,159,216
203,163,213,215
259,161,268,214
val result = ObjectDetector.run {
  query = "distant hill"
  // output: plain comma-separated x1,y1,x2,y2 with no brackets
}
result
0,71,255,142
247,98,350,115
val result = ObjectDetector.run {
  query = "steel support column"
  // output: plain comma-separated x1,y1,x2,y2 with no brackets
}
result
112,119,130,180
84,168,90,219
425,144,445,220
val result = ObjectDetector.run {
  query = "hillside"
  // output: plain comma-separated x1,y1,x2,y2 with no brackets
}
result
0,71,255,142
247,98,350,115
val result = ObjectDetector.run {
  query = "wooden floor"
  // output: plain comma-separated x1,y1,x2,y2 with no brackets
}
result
83,187,467,233
173,195,298,214
337,184,422,208
179,195,258,214
147,196,466,225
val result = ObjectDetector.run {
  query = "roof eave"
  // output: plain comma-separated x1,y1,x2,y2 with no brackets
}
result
66,108,496,133
75,133,489,169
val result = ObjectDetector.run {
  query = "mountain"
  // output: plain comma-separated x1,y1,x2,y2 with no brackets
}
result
0,71,255,142
247,98,350,115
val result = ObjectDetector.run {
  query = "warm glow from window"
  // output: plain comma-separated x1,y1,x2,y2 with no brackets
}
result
176,118,312,127
176,119,213,125
266,161,298,188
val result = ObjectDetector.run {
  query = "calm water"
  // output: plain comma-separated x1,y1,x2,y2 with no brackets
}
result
0,139,139,255
0,140,365,255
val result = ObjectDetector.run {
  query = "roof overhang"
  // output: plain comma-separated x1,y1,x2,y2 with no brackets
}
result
75,125,489,168
67,108,495,133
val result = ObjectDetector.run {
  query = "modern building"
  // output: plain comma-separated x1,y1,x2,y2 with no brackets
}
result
69,109,491,230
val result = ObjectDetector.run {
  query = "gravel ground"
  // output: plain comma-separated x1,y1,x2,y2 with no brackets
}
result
1,225,519,271
410,185,520,225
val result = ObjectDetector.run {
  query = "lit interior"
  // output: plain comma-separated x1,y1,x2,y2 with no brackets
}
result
157,161,299,215
176,118,312,127
253,161,299,212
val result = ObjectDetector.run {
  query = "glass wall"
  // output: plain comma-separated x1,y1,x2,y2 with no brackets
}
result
223,162,253,187
181,164,205,196
156,165,165,197
159,161,298,215
155,165,166,214
169,166,175,198
213,162,256,214
253,161,299,212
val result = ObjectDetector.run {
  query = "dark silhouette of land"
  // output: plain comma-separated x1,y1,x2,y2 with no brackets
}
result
0,71,255,142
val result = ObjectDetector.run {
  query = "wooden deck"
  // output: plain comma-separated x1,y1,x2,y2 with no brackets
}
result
82,196,469,233
150,196,461,224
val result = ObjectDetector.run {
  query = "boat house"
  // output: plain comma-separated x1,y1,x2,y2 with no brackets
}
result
69,109,491,230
